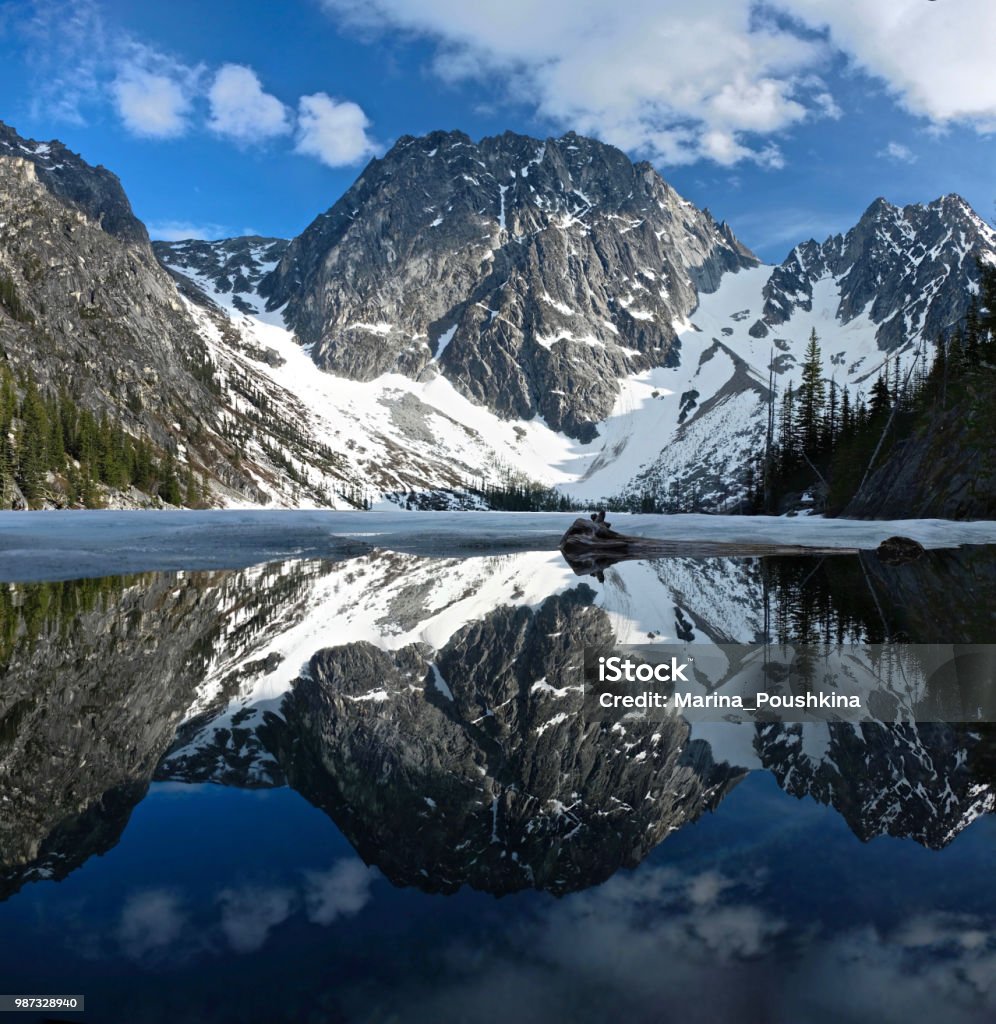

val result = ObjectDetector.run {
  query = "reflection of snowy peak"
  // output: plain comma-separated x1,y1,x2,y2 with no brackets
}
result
5,546,993,901
155,549,995,864
756,721,995,848
267,588,741,895
160,551,766,785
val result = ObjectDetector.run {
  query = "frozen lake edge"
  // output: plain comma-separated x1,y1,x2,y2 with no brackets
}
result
1,510,995,583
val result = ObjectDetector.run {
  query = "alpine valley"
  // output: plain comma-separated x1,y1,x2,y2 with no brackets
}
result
2,120,994,515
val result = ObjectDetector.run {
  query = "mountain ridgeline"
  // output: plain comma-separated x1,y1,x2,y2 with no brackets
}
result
1,117,994,515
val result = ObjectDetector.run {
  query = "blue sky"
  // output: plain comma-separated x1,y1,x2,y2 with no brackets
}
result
1,0,993,262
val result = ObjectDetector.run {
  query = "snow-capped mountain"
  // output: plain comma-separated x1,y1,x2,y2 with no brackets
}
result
260,130,757,442
763,194,996,354
4,116,994,511
154,235,288,317
156,130,996,511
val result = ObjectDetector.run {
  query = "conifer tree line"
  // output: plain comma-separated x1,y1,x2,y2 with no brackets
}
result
746,260,996,514
388,476,581,511
0,360,206,509
465,476,580,512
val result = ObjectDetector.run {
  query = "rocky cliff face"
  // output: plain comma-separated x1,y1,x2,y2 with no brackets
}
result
0,122,147,243
844,385,996,519
0,122,291,505
0,152,196,436
261,130,757,440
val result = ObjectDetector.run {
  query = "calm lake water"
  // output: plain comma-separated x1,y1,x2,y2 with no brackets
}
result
1,530,994,1023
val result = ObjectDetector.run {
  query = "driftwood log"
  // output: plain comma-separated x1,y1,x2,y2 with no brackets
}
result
559,513,655,579
559,515,639,552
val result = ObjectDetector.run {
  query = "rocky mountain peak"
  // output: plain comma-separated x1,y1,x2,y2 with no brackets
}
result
0,120,147,244
762,191,996,353
261,128,758,440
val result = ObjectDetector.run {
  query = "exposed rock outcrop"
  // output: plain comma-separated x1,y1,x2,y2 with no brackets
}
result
261,130,758,441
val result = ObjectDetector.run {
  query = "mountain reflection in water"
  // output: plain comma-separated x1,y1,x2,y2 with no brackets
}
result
0,543,994,1023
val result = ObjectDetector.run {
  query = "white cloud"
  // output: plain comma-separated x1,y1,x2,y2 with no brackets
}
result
16,3,204,138
879,141,917,164
217,885,295,953
111,64,194,139
813,91,843,121
19,0,110,125
207,64,291,144
320,0,996,168
319,0,832,167
14,4,376,164
146,220,228,241
304,859,377,925
777,0,996,132
117,889,187,959
295,93,379,167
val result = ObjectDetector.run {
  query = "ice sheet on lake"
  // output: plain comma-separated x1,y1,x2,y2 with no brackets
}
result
1,510,995,582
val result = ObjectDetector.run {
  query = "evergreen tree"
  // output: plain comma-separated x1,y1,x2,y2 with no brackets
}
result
868,373,891,419
778,385,797,475
978,259,996,344
964,294,982,366
184,466,199,507
795,329,826,458
822,379,838,452
928,333,948,407
0,434,15,506
16,376,48,506
839,386,852,437
158,450,182,505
